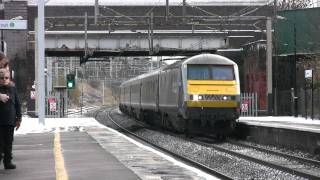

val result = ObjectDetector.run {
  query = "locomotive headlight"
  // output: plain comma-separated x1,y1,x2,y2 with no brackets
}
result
193,94,199,101
190,94,203,101
223,96,228,100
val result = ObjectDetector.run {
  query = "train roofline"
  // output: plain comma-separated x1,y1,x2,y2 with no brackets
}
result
182,53,236,65
120,68,160,87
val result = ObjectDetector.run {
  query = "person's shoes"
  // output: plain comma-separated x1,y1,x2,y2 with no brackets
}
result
4,162,16,169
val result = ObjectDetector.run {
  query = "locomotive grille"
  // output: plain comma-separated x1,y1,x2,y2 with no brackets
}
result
203,95,236,101
189,94,237,101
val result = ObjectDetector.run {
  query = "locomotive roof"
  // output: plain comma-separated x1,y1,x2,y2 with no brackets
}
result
120,68,160,87
182,53,236,65
163,53,236,70
120,53,236,87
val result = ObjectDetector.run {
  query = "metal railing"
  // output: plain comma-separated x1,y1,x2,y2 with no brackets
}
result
45,95,67,118
240,92,258,116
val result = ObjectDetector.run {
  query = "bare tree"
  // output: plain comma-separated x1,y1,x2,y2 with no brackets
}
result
277,0,312,10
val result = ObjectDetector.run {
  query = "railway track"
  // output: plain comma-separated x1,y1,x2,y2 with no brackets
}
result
228,140,320,167
103,108,234,180
190,138,320,179
67,106,99,116
96,107,320,179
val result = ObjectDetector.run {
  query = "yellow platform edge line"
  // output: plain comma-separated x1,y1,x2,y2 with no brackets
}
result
54,131,69,180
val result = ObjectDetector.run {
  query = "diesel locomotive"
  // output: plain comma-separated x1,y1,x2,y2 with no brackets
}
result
119,54,240,136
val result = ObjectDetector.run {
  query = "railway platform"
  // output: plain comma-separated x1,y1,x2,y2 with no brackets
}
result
239,116,320,133
238,116,320,155
0,117,215,180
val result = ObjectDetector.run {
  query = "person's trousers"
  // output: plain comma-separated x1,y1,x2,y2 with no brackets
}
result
0,126,14,163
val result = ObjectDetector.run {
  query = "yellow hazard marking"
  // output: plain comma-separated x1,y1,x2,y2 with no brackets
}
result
54,131,69,180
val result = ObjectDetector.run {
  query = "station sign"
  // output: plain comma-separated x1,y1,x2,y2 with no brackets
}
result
30,90,36,100
48,98,57,112
241,99,249,112
305,69,313,79
0,20,27,30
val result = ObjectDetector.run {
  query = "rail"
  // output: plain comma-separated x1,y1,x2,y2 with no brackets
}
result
104,108,233,180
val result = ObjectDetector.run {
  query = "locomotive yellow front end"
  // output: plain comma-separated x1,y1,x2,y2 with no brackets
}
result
187,78,240,121
181,54,240,134
187,79,239,110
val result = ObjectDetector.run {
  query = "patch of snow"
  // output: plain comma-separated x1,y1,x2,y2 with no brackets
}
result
15,117,106,135
240,116,320,125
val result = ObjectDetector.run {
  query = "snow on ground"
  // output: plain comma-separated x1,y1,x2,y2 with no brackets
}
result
239,116,320,133
15,115,320,136
15,117,106,135
240,116,320,125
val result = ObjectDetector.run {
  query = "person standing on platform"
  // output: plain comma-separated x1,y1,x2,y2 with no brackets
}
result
0,68,22,169
0,52,10,104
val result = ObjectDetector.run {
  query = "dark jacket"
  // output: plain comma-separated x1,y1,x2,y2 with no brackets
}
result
0,83,22,126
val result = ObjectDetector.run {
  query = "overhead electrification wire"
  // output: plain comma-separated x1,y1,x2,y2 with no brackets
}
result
185,0,273,49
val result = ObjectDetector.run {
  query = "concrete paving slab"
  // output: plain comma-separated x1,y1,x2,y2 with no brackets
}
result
0,133,55,180
61,131,141,180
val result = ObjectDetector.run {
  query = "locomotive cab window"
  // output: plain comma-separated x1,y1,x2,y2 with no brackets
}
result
211,65,234,80
187,65,209,80
188,65,234,80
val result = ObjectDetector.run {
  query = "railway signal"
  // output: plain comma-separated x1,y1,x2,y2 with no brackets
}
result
66,74,75,89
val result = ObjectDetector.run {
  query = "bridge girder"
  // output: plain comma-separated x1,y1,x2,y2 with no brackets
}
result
41,30,231,62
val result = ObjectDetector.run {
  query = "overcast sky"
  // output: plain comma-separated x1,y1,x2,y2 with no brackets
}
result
27,0,273,6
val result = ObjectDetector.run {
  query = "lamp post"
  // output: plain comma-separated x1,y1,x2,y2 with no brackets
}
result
37,0,45,124
293,22,298,117
266,17,273,115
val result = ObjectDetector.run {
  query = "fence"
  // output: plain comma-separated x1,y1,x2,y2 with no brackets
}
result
45,95,67,118
240,92,258,116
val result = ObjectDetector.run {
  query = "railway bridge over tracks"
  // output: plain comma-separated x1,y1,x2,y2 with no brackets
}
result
25,1,272,63
39,30,228,60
